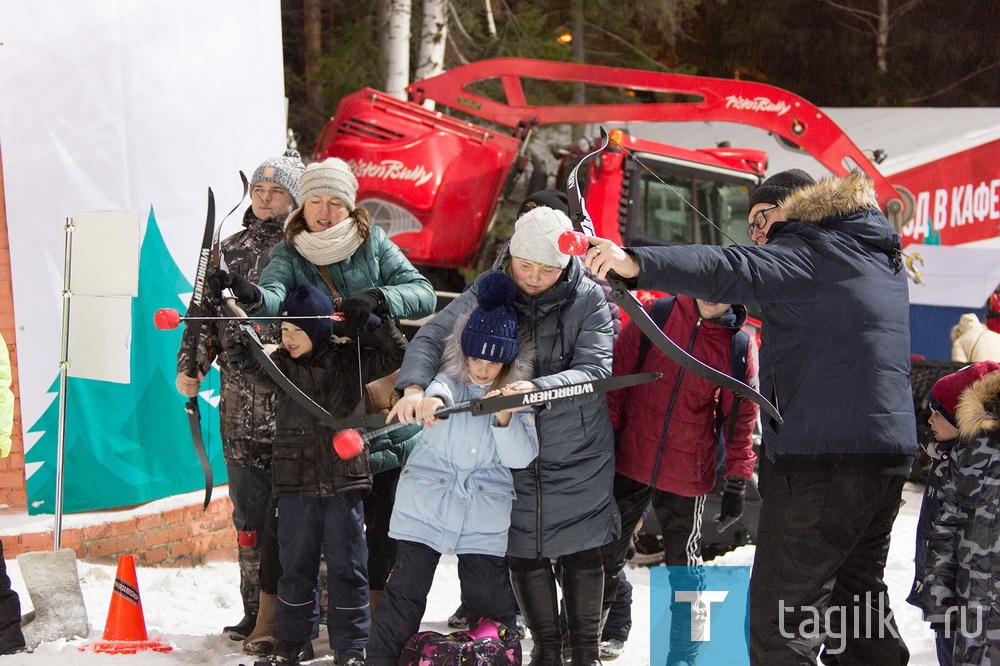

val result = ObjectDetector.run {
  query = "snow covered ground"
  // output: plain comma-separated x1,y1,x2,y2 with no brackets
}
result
2,482,937,665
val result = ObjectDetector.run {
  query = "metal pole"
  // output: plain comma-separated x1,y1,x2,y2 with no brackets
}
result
54,216,74,550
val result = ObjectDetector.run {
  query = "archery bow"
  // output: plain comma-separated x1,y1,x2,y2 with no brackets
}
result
341,372,665,438
566,126,782,424
180,175,251,511
182,189,216,510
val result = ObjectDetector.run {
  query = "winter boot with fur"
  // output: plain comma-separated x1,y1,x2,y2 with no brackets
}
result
562,565,604,666
511,567,563,666
243,592,278,656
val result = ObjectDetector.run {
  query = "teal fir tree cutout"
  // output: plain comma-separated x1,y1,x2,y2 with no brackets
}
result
24,208,227,514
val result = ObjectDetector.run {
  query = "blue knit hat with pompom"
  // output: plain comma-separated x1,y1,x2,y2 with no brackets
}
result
282,283,335,349
461,272,519,364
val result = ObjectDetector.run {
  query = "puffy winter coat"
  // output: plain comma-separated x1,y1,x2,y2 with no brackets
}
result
177,208,284,467
242,320,409,498
608,295,758,496
254,221,435,472
921,370,1000,666
397,261,619,559
630,172,916,472
951,313,1000,363
255,222,435,323
389,312,538,557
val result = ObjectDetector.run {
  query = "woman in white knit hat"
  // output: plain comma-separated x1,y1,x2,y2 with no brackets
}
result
213,157,435,665
388,206,617,666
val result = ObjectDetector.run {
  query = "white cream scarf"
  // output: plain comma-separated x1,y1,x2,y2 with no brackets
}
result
291,219,364,266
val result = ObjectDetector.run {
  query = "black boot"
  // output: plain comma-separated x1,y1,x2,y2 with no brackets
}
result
225,612,259,641
510,568,563,666
562,566,604,666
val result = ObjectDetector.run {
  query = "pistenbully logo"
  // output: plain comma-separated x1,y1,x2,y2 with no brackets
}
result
724,95,792,116
349,158,434,187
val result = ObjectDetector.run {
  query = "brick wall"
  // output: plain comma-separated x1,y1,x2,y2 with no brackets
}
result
0,146,27,510
0,493,238,567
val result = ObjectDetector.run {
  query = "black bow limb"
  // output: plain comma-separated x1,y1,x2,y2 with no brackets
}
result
565,126,782,424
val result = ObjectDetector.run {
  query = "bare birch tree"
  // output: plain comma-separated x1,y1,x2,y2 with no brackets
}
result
384,0,413,100
821,0,925,104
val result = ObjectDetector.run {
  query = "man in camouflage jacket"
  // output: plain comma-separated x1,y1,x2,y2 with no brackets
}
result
176,150,304,640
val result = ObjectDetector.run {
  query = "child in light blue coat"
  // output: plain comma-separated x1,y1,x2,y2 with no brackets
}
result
367,272,538,666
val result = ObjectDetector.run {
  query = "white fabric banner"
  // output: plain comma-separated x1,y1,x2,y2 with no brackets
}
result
0,0,287,510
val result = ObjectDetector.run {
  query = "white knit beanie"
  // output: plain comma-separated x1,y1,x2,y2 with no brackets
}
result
509,206,572,269
298,158,358,211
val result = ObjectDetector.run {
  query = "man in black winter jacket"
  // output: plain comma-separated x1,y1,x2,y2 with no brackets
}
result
585,170,916,666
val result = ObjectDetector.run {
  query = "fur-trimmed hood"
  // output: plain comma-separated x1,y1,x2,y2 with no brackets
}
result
956,370,1000,438
781,171,880,223
439,308,535,387
775,171,900,260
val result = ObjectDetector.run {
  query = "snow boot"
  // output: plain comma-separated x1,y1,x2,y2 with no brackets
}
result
243,592,278,656
16,549,88,649
226,612,259,641
562,565,604,666
511,567,563,666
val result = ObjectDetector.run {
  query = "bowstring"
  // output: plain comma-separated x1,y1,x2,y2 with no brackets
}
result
601,129,782,424
604,132,745,249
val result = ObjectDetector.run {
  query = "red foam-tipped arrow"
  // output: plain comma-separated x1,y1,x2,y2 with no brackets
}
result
333,429,365,459
558,230,590,256
153,308,182,330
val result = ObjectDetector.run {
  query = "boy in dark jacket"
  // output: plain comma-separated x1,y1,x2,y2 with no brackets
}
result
908,361,999,665
919,361,1000,666
227,283,409,666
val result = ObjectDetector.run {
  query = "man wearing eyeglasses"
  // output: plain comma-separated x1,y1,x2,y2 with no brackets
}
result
746,169,815,245
584,168,915,666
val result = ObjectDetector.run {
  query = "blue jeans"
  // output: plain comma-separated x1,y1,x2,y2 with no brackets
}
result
277,493,369,656
368,540,516,666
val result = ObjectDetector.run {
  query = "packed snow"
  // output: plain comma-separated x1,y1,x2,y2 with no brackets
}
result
2,482,937,664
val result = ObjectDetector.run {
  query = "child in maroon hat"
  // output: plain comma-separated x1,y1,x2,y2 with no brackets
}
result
908,360,1000,665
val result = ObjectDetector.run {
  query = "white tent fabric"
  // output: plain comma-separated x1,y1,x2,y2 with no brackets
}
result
905,244,1000,308
0,0,286,448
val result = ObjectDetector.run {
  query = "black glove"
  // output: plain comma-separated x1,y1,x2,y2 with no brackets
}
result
208,268,261,306
341,289,385,337
223,336,249,370
714,477,747,532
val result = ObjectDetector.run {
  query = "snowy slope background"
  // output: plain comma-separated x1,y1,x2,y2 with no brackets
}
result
2,483,937,665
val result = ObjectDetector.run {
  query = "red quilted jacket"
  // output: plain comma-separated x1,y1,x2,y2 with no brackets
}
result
607,294,758,496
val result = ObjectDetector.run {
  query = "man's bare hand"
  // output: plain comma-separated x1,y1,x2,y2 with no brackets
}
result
582,236,639,280
175,372,204,398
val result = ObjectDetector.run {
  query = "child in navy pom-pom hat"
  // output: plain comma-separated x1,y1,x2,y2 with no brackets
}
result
368,271,539,666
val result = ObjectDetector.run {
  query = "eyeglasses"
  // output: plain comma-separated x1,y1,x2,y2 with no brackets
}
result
747,205,779,239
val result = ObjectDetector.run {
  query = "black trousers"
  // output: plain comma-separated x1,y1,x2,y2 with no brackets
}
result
0,539,25,654
749,470,909,666
365,468,401,591
368,540,516,666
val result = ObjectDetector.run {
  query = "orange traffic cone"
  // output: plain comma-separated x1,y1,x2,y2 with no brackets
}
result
80,554,173,654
